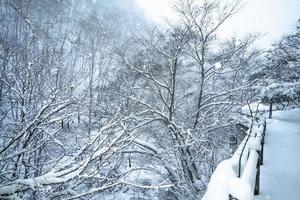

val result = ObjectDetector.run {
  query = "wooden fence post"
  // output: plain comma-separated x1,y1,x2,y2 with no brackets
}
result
260,142,264,165
254,150,261,195
269,102,273,119
260,120,266,165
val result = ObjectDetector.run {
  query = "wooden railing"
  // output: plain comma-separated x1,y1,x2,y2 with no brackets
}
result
202,119,267,200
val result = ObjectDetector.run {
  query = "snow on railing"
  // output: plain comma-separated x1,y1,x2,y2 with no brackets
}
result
202,119,266,200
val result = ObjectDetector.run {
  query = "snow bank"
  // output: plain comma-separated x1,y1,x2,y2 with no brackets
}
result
248,138,261,151
240,150,259,190
202,160,236,200
229,178,253,200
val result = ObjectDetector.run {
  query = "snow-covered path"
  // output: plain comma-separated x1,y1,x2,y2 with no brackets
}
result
256,109,300,200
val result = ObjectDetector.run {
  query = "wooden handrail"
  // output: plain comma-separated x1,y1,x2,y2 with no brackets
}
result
238,120,254,178
202,119,267,200
230,119,266,199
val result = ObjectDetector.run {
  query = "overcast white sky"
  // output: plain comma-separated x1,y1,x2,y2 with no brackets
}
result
134,0,300,47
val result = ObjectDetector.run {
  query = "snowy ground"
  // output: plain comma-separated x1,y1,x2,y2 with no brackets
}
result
255,109,300,200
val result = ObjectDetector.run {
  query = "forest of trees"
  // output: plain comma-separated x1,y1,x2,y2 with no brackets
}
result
0,0,299,199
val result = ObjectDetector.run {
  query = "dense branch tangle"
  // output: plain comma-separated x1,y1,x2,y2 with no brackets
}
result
114,1,260,199
0,0,262,199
